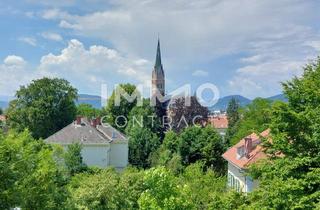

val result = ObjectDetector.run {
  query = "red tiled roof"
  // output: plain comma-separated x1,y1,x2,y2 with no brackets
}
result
209,115,228,129
0,115,6,122
222,129,270,169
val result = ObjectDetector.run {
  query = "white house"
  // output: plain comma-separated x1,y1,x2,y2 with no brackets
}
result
45,117,128,170
222,129,270,193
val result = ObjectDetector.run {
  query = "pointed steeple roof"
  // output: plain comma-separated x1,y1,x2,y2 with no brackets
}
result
155,39,162,68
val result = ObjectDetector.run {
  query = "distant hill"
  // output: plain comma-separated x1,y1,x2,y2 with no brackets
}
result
266,94,288,102
77,94,102,109
210,93,287,111
210,95,251,111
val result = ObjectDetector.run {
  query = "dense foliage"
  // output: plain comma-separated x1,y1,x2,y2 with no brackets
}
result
229,98,272,145
127,126,160,168
152,126,226,174
0,131,68,209
76,103,101,118
6,77,77,139
168,96,209,132
105,83,141,132
64,143,87,176
225,97,240,145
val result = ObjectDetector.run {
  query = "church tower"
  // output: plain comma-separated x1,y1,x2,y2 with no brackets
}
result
152,39,165,96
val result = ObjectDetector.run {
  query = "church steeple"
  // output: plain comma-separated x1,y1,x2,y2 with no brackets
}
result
155,39,162,68
152,38,165,96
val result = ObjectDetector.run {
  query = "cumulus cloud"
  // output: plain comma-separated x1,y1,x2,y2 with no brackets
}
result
0,40,153,96
18,36,37,46
0,55,44,95
41,32,63,41
192,70,209,77
4,55,26,66
39,39,151,93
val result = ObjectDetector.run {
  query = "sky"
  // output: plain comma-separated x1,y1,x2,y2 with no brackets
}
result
0,0,320,99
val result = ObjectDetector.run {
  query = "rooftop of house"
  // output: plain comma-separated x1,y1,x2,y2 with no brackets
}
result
222,129,270,169
0,115,6,122
45,117,127,145
209,115,228,129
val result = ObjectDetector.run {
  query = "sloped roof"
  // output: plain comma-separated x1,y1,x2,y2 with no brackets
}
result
45,118,127,145
209,115,228,129
222,129,270,169
96,124,127,143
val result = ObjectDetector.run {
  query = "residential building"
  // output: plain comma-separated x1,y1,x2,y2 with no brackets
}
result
45,117,128,170
208,114,228,137
222,129,270,192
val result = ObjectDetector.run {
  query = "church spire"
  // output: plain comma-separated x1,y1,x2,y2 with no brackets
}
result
155,38,162,68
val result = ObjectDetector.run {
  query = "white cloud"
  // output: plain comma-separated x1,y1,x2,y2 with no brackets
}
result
4,55,26,66
0,40,152,96
0,55,45,95
59,20,81,30
41,32,63,42
192,70,208,77
18,36,37,46
227,24,319,98
39,39,151,93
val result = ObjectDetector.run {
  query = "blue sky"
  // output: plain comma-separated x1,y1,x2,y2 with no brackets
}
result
1,0,320,99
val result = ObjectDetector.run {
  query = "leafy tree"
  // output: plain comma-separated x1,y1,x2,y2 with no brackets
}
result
128,126,160,168
105,83,141,133
6,77,77,139
168,96,209,132
138,167,194,210
230,98,272,145
180,163,244,209
67,168,121,209
150,131,184,174
178,126,226,172
76,103,101,118
225,97,240,145
64,143,87,176
0,108,2,115
0,130,68,209
245,57,320,209
126,99,161,135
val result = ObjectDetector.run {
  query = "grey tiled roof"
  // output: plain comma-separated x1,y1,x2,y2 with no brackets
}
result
45,118,127,145
96,124,127,143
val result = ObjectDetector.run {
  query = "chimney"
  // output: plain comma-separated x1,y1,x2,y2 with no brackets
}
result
76,116,82,125
244,137,253,157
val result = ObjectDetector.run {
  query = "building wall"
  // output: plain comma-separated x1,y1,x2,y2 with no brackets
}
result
109,142,128,169
80,144,110,168
228,162,246,192
227,162,258,193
